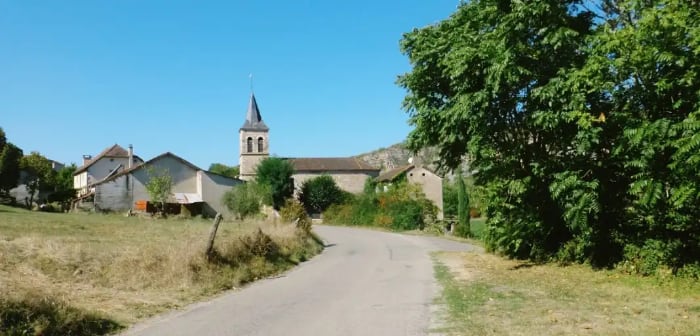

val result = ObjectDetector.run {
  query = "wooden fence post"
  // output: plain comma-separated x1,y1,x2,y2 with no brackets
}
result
205,213,223,259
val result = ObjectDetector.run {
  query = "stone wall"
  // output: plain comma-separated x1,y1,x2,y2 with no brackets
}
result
292,170,379,194
406,166,444,219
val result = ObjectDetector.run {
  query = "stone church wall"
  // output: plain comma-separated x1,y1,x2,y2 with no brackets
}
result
292,171,379,194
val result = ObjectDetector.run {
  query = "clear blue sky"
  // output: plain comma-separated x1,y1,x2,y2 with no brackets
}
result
1,0,458,169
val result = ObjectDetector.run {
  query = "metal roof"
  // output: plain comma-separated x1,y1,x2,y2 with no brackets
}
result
240,94,269,131
75,144,129,174
288,157,379,172
375,165,415,182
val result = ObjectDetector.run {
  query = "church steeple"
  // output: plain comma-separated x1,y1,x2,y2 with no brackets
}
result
240,94,268,131
238,93,270,181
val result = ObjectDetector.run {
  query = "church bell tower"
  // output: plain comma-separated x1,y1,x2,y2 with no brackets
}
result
239,93,269,181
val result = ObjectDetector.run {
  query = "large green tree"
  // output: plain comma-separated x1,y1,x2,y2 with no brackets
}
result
399,0,700,272
0,143,23,197
0,127,6,151
455,176,470,238
20,152,55,208
208,163,239,178
399,0,594,260
48,164,77,204
0,128,23,198
254,157,295,209
557,0,700,271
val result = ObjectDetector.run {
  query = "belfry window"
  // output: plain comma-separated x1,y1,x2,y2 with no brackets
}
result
247,137,253,153
258,137,264,152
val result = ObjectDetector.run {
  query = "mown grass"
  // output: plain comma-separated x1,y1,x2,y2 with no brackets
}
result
433,251,700,336
0,205,322,335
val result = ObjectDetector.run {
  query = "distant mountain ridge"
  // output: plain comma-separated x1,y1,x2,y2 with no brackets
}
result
355,142,442,174
355,142,471,180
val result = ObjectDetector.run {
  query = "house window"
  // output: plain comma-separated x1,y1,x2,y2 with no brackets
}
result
247,137,253,153
258,137,264,152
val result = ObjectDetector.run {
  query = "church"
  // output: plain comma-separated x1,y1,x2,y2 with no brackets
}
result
238,94,380,194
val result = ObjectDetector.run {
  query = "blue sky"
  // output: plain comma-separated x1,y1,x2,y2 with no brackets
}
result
1,0,458,169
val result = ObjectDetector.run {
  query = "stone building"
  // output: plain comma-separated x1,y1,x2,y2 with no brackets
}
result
73,144,143,196
238,94,269,181
238,94,380,193
288,158,380,194
375,165,444,219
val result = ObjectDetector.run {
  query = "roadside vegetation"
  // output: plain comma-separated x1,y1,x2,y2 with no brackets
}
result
0,205,322,335
433,251,700,335
323,178,438,232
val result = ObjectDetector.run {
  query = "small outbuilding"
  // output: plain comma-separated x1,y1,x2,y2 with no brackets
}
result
375,165,444,219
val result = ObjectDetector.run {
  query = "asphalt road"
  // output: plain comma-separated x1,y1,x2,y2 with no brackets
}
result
120,225,480,336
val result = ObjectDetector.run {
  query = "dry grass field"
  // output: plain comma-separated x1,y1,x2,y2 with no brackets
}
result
434,251,700,336
0,205,321,335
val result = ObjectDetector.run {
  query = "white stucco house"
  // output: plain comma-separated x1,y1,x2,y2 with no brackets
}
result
75,150,242,218
73,144,143,196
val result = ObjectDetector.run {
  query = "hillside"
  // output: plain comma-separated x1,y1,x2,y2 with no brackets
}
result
355,142,443,173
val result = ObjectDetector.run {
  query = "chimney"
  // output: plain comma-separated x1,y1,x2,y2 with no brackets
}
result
128,144,133,169
82,155,92,165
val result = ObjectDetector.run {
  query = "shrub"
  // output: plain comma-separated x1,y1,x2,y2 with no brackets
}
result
298,175,346,214
0,295,121,336
323,203,353,224
279,198,311,233
349,194,379,226
323,182,439,231
619,240,673,276
222,182,272,220
386,199,425,230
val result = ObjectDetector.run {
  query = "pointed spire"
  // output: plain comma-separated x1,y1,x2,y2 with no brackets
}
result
241,93,269,131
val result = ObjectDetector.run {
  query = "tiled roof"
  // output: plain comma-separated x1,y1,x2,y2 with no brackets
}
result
94,152,198,185
93,152,242,186
74,144,129,174
288,157,379,172
376,165,414,182
240,94,269,131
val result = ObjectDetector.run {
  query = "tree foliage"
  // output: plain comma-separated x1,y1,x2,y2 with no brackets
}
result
0,128,23,200
323,182,436,231
442,180,458,218
298,175,346,214
254,157,295,209
48,164,76,204
455,176,471,238
0,128,6,151
0,143,23,196
399,0,700,273
145,167,173,214
208,163,239,178
20,152,54,208
222,181,272,220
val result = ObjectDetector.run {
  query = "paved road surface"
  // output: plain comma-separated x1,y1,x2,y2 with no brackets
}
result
121,225,480,336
